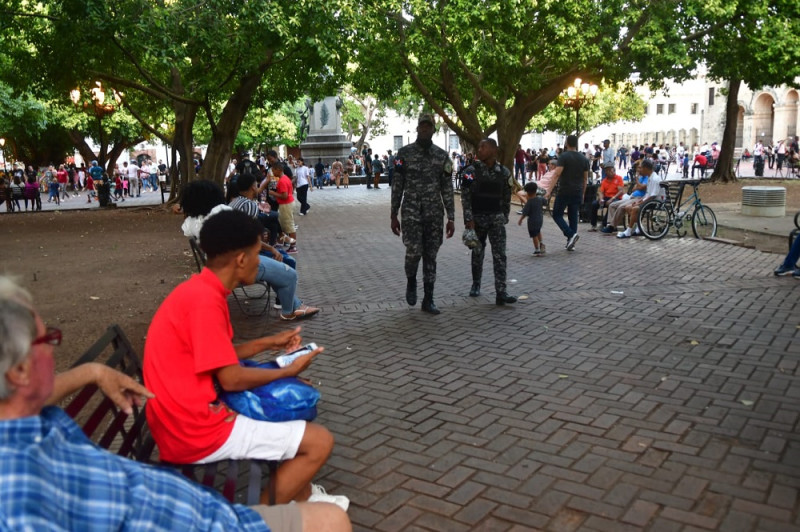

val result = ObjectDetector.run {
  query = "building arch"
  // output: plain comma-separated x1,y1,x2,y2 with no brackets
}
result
752,92,775,145
785,89,798,138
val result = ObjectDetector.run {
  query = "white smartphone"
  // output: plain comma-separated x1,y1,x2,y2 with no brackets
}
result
275,343,318,368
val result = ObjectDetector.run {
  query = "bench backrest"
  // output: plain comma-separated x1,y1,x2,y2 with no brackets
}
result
65,324,276,505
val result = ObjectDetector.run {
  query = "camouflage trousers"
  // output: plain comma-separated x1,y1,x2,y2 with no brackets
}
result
471,212,508,294
402,217,444,284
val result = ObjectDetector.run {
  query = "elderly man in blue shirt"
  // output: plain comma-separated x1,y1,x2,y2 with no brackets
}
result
0,276,350,532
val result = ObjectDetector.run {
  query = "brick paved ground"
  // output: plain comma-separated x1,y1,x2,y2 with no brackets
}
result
230,184,800,531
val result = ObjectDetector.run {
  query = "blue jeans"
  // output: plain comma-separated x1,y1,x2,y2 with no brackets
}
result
515,162,525,184
782,234,800,269
257,256,302,316
552,194,581,238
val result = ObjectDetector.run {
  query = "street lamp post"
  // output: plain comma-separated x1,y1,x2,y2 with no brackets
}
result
70,82,122,207
70,82,122,169
561,78,599,139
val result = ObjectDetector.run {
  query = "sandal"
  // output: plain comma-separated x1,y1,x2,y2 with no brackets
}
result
280,305,320,321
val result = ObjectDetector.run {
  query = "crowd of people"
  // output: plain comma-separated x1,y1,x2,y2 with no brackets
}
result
0,158,167,212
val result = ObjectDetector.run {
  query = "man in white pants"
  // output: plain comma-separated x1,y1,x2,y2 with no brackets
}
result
125,161,140,197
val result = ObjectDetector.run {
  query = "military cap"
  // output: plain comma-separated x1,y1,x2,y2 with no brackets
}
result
418,113,436,126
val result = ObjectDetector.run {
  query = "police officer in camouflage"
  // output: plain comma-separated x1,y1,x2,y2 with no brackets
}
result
390,113,456,315
461,138,517,305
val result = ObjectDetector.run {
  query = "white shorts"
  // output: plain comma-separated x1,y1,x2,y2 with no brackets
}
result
194,415,306,463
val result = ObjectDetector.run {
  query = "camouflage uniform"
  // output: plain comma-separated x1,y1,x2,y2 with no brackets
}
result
391,141,455,284
460,160,514,295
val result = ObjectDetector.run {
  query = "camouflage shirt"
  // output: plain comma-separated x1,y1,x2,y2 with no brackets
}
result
391,141,455,222
460,160,513,223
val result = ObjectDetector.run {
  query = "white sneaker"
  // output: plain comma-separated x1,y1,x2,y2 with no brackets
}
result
309,484,350,511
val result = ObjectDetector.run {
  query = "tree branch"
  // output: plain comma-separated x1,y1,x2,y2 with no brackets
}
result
87,70,202,106
108,34,182,101
117,98,170,144
456,58,501,112
203,95,218,134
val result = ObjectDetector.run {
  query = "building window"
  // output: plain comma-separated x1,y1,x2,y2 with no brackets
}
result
393,136,403,151
668,104,676,114
645,105,650,115
691,103,698,115
708,88,715,106
449,136,460,152
656,104,664,115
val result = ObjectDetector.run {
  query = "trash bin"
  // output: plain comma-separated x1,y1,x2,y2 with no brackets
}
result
96,180,112,207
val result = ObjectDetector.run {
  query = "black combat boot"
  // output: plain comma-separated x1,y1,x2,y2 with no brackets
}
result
496,292,517,306
421,283,440,314
469,282,480,297
406,277,417,306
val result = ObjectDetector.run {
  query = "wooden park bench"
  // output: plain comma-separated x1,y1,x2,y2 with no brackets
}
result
64,324,277,505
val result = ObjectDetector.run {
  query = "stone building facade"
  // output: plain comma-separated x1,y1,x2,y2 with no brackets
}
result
584,75,799,153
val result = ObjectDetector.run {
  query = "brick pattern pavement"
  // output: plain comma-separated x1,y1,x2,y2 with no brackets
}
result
227,185,800,531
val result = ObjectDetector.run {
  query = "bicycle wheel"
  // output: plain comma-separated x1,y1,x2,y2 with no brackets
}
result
638,200,670,240
691,205,717,239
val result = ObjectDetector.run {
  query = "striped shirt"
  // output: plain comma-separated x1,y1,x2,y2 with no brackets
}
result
229,196,261,219
0,407,268,531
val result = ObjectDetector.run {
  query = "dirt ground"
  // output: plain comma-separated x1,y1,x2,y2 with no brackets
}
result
0,206,188,372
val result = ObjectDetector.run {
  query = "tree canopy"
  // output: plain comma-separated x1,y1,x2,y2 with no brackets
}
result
351,0,722,164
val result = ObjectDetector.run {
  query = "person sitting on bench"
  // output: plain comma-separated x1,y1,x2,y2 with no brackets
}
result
0,275,350,532
180,180,318,322
145,210,348,511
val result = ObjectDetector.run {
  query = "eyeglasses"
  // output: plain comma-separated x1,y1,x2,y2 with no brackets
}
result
32,327,62,346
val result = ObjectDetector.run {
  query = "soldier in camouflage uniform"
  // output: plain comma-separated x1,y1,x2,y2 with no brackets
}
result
390,113,456,314
461,138,517,305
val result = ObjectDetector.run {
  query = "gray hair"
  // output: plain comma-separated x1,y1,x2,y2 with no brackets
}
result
0,276,36,400
639,158,655,170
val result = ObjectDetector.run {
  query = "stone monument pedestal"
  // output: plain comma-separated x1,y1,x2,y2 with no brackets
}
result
300,96,352,167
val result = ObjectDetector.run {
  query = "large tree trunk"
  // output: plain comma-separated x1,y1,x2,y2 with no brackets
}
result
68,130,98,164
172,102,198,192
105,138,145,175
200,71,266,185
711,78,740,184
494,110,530,170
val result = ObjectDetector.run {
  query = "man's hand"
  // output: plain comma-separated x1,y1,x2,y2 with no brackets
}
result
267,326,302,352
465,220,475,230
445,220,455,238
92,364,154,415
391,216,401,236
285,346,324,376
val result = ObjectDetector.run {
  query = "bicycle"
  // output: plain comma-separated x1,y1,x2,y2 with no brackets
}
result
637,178,717,240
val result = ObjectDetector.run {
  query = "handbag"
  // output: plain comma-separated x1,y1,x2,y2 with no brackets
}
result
219,360,320,422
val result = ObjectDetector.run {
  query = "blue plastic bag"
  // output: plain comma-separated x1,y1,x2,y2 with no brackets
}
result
219,360,320,422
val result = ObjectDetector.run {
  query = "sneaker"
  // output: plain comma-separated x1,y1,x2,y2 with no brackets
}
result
617,228,632,239
539,243,546,255
775,264,794,276
566,233,579,251
532,250,541,256
286,245,298,254
600,226,615,234
793,269,800,279
516,210,523,215
309,484,349,512
588,226,598,232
